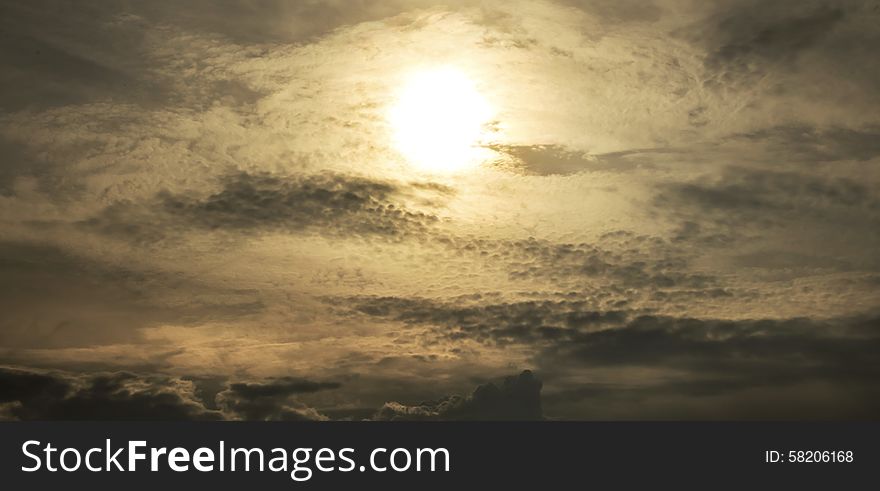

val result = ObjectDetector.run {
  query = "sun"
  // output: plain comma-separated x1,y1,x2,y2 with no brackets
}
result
388,67,494,173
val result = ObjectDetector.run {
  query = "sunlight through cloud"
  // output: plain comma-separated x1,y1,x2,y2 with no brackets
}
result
388,66,495,173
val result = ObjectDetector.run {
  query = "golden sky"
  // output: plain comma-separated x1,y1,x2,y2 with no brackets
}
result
1,0,879,420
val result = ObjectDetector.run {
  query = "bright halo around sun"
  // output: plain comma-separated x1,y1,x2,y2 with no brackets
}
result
388,67,494,173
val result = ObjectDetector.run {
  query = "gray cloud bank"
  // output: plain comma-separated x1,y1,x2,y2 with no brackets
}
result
0,367,543,421
343,296,880,418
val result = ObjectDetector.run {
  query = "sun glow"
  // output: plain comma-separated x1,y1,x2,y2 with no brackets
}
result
388,67,494,173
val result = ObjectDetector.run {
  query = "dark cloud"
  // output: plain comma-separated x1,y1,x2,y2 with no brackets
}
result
330,234,733,338
0,136,58,196
375,370,543,421
341,289,880,418
0,31,158,112
0,0,420,111
679,0,880,107
338,295,629,345
81,171,446,244
163,172,440,238
338,288,880,418
505,237,715,290
116,0,437,45
538,313,880,371
0,1,163,111
440,234,719,294
0,367,69,406
537,312,880,418
223,378,341,399
556,0,663,24
656,166,880,225
736,125,880,162
730,250,853,272
0,366,545,422
668,220,734,248
216,377,340,421
0,367,222,420
690,3,845,85
653,166,880,274
0,241,264,349
490,144,661,175
0,367,341,421
709,7,843,64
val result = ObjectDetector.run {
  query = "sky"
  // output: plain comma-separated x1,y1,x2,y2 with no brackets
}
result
1,0,879,420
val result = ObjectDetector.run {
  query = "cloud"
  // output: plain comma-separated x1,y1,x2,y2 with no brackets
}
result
435,234,720,295
538,313,880,370
0,2,164,112
489,144,662,175
555,0,663,25
735,124,880,162
662,0,880,130
0,367,340,421
0,366,545,422
655,166,880,226
707,7,843,67
223,378,342,399
337,287,880,418
0,136,58,196
0,367,222,420
375,370,543,420
650,162,880,277
347,292,880,385
677,2,846,88
81,171,449,244
114,0,454,45
340,295,628,345
164,171,441,237
493,123,880,177
729,250,853,272
0,0,427,111
536,312,880,418
0,240,264,349
216,377,340,421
